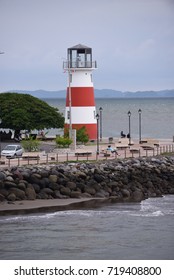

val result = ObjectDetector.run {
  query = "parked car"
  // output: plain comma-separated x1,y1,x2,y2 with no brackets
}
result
1,144,23,158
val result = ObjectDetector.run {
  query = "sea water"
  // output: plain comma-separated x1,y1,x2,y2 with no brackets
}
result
0,195,174,260
43,97,174,139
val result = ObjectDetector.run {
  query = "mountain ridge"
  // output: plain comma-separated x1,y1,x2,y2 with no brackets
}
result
1,89,174,99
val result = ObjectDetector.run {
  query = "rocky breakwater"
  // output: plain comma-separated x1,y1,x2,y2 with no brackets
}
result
0,157,174,205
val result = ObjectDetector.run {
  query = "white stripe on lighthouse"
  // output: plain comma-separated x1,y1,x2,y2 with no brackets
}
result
65,106,97,124
69,70,93,87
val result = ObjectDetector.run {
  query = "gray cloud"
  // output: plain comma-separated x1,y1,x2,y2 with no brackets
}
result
0,0,174,92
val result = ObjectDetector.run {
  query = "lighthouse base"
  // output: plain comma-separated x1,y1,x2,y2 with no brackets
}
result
64,123,97,140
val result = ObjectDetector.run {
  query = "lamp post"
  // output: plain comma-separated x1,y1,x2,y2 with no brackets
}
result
96,113,99,154
68,61,72,140
0,118,2,158
127,111,131,145
138,109,142,144
99,107,103,141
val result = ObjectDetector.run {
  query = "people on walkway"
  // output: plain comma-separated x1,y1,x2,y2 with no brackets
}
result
107,145,119,156
121,131,126,138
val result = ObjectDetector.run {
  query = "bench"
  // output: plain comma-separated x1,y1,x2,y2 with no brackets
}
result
22,152,40,160
22,155,40,160
141,145,154,150
75,152,92,157
141,138,159,146
100,149,113,157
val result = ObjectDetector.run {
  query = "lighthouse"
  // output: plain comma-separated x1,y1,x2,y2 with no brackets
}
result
63,44,97,140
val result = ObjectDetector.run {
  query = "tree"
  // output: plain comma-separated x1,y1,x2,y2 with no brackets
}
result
0,93,64,135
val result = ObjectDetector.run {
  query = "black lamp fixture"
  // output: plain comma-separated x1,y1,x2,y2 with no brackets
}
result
127,110,131,145
99,107,103,141
96,113,99,154
138,109,142,144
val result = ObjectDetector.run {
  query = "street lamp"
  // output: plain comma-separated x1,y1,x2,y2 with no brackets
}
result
99,107,103,141
127,111,131,145
96,113,99,154
138,109,142,144
0,118,2,158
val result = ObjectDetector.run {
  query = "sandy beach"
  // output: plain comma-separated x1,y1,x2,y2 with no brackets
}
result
0,197,109,216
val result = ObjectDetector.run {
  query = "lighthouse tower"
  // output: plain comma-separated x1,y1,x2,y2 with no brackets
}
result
63,44,97,140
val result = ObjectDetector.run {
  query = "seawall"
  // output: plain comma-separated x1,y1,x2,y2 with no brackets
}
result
0,156,174,215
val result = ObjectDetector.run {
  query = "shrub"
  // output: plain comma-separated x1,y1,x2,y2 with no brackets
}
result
55,136,72,148
76,126,89,144
21,137,41,152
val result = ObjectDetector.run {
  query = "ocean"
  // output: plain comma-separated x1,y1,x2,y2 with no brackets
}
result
0,97,174,261
0,195,174,260
43,97,174,139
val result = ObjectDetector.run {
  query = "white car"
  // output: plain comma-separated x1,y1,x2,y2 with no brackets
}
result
1,144,23,158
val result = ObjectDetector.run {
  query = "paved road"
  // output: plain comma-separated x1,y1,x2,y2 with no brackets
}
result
0,140,56,154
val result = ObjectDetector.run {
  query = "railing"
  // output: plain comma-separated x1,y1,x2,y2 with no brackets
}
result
0,144,174,168
63,60,97,69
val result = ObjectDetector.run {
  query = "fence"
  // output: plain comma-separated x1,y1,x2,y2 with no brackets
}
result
0,144,174,168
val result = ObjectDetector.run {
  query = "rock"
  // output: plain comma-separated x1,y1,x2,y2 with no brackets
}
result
32,183,40,193
53,190,68,199
93,173,105,183
70,191,82,198
9,188,26,200
0,172,6,181
6,176,14,182
131,190,144,202
121,189,130,198
60,186,71,196
41,188,54,195
169,188,174,194
0,193,5,201
84,186,96,195
49,175,58,183
7,193,16,201
17,182,26,191
4,181,17,189
66,181,76,190
0,188,9,197
25,185,36,200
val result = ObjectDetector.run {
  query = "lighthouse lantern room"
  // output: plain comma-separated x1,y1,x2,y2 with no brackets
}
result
63,44,97,140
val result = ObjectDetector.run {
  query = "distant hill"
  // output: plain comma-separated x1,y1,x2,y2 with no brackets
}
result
1,89,174,99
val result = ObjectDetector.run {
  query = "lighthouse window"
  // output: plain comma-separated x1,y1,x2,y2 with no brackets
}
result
91,74,93,82
67,111,70,120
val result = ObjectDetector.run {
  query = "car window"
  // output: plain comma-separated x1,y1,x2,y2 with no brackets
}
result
4,146,16,151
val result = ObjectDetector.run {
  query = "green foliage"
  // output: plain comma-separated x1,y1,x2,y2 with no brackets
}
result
76,126,89,144
55,136,72,148
0,92,64,131
21,137,41,152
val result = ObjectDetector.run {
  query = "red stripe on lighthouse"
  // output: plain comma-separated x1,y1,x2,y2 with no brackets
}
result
66,87,95,107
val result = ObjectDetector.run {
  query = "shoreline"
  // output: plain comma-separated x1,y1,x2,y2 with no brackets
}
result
0,197,112,216
1,155,174,216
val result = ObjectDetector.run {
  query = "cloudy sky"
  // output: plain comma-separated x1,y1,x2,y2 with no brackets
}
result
0,0,174,92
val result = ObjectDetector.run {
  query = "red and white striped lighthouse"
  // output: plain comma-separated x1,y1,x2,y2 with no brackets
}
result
63,44,97,140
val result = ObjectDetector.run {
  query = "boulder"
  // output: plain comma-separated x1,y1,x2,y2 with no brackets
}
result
131,190,144,202
9,188,26,200
60,186,71,196
25,185,36,200
7,193,16,201
84,186,96,195
49,175,58,183
0,193,5,201
66,181,76,190
70,191,82,198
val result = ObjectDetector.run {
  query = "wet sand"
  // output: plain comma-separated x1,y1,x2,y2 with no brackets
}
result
0,198,109,216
